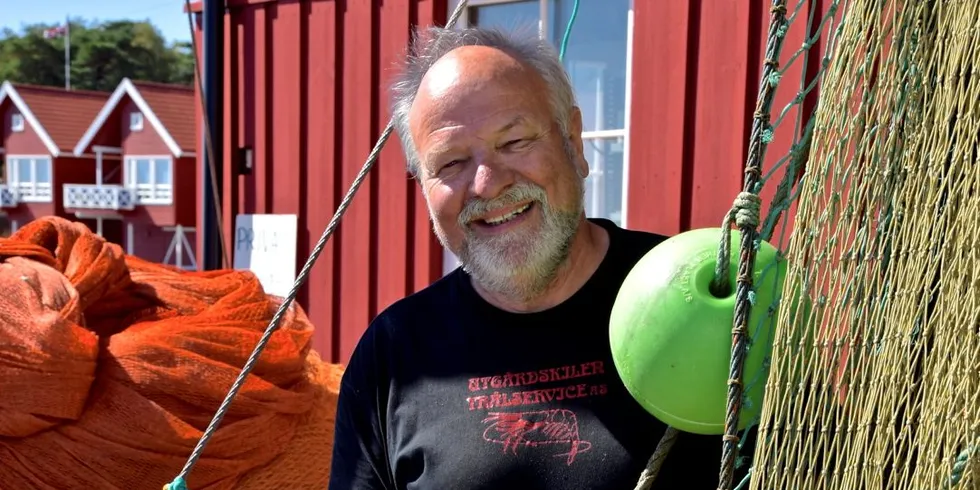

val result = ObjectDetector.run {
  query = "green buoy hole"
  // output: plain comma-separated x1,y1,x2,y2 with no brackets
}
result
697,258,736,301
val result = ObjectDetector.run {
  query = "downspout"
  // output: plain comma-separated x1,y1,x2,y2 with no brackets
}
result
201,0,224,270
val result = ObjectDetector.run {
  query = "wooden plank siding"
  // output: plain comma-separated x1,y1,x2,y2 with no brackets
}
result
627,0,832,239
191,0,836,364
192,0,446,364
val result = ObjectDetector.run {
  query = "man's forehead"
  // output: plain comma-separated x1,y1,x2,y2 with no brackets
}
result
420,55,464,100
419,46,532,96
410,47,541,125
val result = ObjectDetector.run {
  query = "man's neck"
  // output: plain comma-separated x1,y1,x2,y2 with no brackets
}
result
473,219,610,313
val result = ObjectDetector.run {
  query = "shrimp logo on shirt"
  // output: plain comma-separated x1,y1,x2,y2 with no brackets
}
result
481,409,592,464
465,361,609,465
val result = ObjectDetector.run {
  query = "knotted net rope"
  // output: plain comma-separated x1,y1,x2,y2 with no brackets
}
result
748,0,980,488
647,0,980,488
680,0,980,490
664,0,980,488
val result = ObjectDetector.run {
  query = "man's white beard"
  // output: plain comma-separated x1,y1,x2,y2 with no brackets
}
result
432,177,585,302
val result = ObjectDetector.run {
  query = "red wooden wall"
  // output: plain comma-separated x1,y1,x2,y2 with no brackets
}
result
192,0,446,364
191,0,836,365
627,0,831,241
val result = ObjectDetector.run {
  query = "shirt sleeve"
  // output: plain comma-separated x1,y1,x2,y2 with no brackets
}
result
329,321,396,490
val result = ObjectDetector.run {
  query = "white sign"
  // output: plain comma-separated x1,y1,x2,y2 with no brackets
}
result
232,214,298,298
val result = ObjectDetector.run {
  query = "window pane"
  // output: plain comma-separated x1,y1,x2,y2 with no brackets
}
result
136,159,152,185
154,159,172,185
469,1,540,33
549,0,629,131
34,159,51,183
582,137,625,226
17,159,31,183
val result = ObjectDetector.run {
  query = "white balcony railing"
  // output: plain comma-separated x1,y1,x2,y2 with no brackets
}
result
0,185,17,208
63,184,136,211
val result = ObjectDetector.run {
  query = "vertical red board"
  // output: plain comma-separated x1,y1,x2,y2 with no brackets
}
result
303,0,340,362
251,7,270,215
687,1,754,231
270,2,303,217
375,0,414,315
625,0,691,236
221,11,238,269
239,8,258,214
236,15,249,218
194,12,206,267
411,0,448,293
338,0,379,364
268,1,306,355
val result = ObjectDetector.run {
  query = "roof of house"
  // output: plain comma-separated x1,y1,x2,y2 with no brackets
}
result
0,81,110,156
73,78,196,157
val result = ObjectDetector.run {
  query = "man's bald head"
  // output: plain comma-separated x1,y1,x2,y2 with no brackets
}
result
420,45,539,100
390,27,577,177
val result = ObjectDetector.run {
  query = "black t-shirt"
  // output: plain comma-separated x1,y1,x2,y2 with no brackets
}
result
329,218,754,489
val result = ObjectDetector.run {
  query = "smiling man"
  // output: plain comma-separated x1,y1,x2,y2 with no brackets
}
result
328,26,748,490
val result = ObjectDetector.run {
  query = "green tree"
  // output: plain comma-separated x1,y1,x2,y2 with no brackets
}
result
0,18,195,91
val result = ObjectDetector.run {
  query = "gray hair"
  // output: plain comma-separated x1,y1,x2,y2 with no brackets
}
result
389,26,578,178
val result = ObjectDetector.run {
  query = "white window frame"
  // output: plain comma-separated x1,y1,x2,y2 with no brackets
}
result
10,113,25,132
129,112,144,131
441,0,635,275
457,0,551,38
6,155,53,202
124,155,173,205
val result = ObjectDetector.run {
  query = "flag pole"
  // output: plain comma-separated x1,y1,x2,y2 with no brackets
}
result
64,15,71,90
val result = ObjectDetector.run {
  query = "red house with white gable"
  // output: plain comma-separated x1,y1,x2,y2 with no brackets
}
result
0,81,109,236
71,78,198,268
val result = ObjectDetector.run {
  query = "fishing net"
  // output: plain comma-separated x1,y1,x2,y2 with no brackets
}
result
0,216,342,490
722,0,980,488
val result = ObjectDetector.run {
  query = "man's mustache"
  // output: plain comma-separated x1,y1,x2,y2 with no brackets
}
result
458,182,548,226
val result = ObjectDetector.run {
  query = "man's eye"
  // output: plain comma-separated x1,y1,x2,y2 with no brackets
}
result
441,159,465,171
502,137,536,151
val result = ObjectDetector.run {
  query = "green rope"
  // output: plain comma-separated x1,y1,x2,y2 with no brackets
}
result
946,440,977,488
557,0,580,61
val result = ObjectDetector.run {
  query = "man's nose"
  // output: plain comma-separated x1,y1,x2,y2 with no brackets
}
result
470,155,515,199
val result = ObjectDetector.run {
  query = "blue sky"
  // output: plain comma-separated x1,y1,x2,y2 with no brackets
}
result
0,0,191,43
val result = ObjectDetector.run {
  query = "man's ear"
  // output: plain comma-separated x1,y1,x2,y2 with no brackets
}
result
567,106,588,178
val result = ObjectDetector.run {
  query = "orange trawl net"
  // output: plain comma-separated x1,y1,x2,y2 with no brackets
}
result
0,216,344,490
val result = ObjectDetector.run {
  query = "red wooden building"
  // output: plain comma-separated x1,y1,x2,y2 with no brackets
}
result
188,0,832,364
71,78,199,268
0,82,109,234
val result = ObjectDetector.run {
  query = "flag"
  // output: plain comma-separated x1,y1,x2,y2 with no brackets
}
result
42,19,71,90
43,25,67,39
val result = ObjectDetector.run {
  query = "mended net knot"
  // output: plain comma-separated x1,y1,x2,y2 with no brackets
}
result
711,192,763,297
731,192,762,229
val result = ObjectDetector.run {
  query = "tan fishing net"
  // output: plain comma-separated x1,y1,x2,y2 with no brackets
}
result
735,0,980,488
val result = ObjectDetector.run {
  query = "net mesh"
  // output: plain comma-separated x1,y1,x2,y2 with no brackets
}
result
0,217,343,489
737,0,980,488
